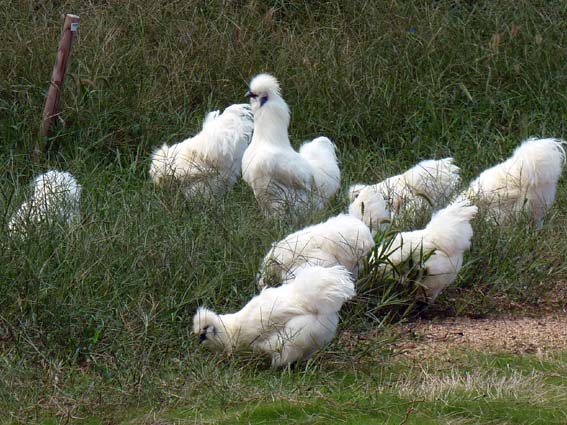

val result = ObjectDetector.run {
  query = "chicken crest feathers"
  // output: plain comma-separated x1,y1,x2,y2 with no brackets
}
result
249,73,281,96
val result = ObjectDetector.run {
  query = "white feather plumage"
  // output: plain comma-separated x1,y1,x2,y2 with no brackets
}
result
193,265,355,367
9,170,82,235
257,213,375,289
457,137,566,228
375,201,477,303
349,158,460,220
242,74,340,213
149,103,253,198
347,187,391,235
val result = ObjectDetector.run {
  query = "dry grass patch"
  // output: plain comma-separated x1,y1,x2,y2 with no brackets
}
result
393,368,550,402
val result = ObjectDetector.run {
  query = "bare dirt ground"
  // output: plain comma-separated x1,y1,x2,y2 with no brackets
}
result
388,282,567,359
389,314,567,359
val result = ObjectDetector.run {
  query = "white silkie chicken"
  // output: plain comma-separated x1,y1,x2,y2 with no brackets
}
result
149,103,253,198
257,213,375,289
349,158,460,221
457,138,566,229
373,200,477,304
8,170,82,235
347,186,391,235
193,265,355,368
241,74,340,214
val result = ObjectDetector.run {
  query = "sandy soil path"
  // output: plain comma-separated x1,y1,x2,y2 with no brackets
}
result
390,313,567,359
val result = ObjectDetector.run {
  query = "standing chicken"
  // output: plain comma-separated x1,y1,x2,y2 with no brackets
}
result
457,138,565,228
193,265,355,367
373,201,477,304
241,74,340,214
257,213,375,289
149,103,253,198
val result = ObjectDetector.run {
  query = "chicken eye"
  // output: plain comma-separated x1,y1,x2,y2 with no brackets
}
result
260,96,268,106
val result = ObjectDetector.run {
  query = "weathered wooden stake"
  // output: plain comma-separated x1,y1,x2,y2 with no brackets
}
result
33,14,80,164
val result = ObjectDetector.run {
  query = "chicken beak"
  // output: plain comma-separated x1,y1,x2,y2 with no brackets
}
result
199,332,207,343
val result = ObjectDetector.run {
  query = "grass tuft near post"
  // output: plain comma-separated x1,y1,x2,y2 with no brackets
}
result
33,13,80,164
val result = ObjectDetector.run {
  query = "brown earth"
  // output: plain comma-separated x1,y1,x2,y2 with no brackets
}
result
358,281,567,360
341,282,567,359
389,313,567,359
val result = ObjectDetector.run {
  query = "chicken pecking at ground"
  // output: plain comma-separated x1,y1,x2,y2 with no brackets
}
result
457,137,565,229
150,103,253,198
193,265,355,368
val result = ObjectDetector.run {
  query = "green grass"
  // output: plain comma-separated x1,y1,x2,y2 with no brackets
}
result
5,350,566,424
2,0,567,422
138,351,567,424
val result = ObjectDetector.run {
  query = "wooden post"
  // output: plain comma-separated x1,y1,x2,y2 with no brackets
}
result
33,14,80,164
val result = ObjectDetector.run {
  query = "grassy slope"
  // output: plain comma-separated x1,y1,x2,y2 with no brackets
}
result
1,0,567,422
